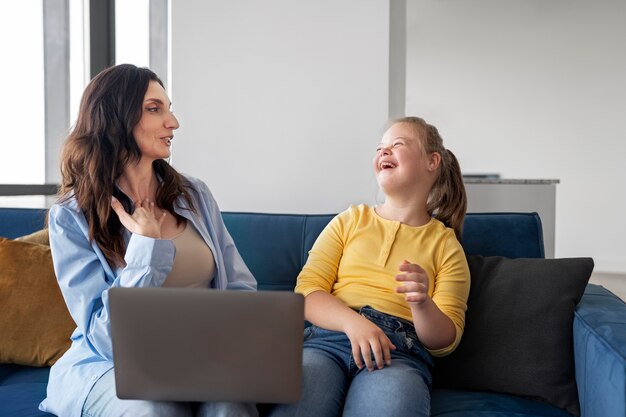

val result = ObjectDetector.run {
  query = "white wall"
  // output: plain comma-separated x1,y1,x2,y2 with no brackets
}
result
171,0,626,275
171,0,390,214
405,0,626,274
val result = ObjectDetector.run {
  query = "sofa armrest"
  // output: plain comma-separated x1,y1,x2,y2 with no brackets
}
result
574,284,626,417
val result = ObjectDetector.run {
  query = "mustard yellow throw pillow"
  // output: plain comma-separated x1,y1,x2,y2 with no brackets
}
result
0,237,75,366
15,228,50,246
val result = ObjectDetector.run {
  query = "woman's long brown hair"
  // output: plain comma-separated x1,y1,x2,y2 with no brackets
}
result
388,116,467,240
58,64,195,268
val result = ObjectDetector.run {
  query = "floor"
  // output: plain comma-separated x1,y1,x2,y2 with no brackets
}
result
589,272,626,301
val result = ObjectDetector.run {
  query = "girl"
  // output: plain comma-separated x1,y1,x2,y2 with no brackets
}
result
39,64,258,417
269,116,470,417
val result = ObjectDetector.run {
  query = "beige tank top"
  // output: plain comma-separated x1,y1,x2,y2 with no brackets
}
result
162,222,216,288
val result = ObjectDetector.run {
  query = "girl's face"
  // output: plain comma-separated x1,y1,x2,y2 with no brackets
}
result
132,81,179,162
373,122,439,195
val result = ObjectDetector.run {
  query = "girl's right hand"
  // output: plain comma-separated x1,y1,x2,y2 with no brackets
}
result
111,196,166,239
344,315,396,371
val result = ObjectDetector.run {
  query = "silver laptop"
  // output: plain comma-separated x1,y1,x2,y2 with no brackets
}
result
109,287,304,404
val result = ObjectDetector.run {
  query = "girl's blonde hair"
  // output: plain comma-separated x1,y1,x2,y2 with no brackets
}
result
387,116,467,240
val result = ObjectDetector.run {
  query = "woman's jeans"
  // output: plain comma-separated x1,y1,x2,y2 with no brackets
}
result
269,306,434,417
82,368,258,417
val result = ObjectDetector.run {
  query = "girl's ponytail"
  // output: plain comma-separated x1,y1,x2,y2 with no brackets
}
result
427,148,467,240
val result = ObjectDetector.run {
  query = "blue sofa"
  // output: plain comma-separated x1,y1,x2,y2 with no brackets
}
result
1,207,625,417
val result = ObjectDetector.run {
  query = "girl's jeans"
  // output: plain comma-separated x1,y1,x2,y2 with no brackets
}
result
268,305,434,417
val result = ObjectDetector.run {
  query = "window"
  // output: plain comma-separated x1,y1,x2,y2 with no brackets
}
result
116,0,150,68
1,0,167,207
1,3,45,184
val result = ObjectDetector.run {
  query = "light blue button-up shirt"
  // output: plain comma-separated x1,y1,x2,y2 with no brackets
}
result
39,176,257,417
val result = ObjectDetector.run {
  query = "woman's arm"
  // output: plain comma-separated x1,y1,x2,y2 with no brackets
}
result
48,203,175,360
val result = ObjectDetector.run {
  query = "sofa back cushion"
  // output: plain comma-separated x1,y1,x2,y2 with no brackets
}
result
460,212,544,258
0,209,545,292
222,211,545,291
0,208,48,239
222,213,334,291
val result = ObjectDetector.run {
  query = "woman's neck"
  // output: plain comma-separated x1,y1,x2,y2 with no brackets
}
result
117,162,158,202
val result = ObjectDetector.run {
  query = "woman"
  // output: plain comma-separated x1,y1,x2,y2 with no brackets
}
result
39,64,258,417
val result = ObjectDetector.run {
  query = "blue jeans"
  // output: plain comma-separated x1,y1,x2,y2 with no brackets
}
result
82,368,258,417
268,306,433,417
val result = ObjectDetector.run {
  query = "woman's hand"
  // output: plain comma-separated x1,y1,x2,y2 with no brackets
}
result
343,314,396,371
396,260,430,306
111,196,166,239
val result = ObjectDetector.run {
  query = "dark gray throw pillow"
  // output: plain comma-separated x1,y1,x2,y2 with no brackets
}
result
433,256,594,416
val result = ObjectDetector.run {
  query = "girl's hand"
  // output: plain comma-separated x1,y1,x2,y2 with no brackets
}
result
396,260,430,306
111,196,166,239
344,315,396,371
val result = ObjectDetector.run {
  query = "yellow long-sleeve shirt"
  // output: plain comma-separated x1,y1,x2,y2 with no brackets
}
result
295,204,470,356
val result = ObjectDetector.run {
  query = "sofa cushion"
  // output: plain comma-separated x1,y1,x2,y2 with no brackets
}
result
433,256,594,416
0,238,75,367
574,284,626,417
431,389,573,417
461,212,545,258
222,213,335,291
0,208,47,240
15,228,49,246
0,365,51,417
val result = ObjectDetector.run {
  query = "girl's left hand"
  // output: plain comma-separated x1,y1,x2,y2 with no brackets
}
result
395,260,430,305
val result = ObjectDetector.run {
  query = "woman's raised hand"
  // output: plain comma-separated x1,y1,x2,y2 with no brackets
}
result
111,196,166,239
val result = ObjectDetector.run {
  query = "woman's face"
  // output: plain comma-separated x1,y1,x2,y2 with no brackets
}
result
132,80,179,162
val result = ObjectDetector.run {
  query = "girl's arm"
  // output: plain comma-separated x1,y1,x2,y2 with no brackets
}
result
396,231,470,354
396,260,456,349
305,290,396,371
297,208,396,371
